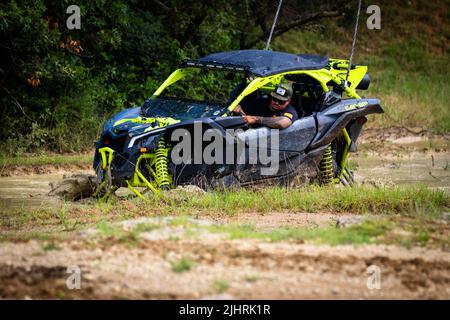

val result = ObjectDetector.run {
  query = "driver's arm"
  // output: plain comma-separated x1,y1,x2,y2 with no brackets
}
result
243,115,292,129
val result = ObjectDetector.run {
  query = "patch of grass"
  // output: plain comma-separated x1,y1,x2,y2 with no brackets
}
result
96,221,123,237
116,232,140,247
382,214,450,248
0,231,60,242
0,206,56,229
55,205,79,232
407,216,447,247
204,214,448,248
93,201,115,214
0,153,92,167
54,291,66,300
0,202,119,237
243,275,259,283
133,223,159,233
170,257,195,273
168,216,192,227
213,279,230,293
42,242,61,252
146,185,449,216
95,220,160,247
303,220,394,245
208,219,394,246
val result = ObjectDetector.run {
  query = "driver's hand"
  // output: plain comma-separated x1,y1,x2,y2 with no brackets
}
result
243,115,258,125
232,105,246,115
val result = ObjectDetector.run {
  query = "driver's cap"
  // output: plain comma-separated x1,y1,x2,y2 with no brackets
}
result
271,82,293,101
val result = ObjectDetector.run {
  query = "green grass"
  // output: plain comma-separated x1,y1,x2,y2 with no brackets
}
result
170,257,196,273
207,219,394,246
213,279,230,293
150,185,449,216
0,153,92,167
0,230,61,242
405,215,449,247
55,204,79,232
42,242,61,252
0,203,80,232
96,220,124,237
205,216,448,248
0,200,144,230
0,206,56,229
1,185,448,231
95,220,159,247
243,275,259,283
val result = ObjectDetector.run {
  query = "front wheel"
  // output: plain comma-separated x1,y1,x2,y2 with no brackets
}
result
93,164,116,199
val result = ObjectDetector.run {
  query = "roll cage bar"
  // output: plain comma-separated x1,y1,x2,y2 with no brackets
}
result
151,59,367,115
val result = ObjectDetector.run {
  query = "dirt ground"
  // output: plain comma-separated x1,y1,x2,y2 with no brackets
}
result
1,238,449,299
0,127,449,300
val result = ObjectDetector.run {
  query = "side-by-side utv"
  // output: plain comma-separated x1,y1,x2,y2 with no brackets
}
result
93,50,383,199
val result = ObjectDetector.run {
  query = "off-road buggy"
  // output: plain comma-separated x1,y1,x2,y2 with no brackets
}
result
93,50,383,199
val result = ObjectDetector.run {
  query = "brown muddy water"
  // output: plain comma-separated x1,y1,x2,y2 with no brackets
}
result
0,152,449,209
355,152,450,192
0,173,66,209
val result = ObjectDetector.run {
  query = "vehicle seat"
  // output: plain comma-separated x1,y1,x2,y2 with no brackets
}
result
286,75,325,116
289,88,305,118
292,82,324,116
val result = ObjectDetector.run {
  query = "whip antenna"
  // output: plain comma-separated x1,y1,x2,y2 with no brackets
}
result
265,0,283,50
345,0,362,84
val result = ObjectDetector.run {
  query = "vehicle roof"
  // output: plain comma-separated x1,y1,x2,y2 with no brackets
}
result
181,50,329,77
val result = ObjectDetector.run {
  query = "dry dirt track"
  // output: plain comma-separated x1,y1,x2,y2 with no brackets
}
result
1,235,450,300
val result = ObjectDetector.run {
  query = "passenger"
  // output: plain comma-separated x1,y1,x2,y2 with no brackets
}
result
233,82,298,129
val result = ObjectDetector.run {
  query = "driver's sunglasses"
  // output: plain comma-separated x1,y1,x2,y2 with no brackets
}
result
272,97,287,105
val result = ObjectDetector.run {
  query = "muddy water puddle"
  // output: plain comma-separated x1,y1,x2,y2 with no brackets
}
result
0,174,64,209
354,152,450,192
0,172,135,209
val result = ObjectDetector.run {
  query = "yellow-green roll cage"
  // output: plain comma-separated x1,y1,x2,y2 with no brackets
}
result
98,59,367,198
152,58,366,110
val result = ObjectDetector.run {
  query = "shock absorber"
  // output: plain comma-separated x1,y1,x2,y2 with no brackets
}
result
319,143,334,184
153,138,171,190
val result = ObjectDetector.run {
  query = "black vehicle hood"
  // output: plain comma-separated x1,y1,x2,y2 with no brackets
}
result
181,50,329,77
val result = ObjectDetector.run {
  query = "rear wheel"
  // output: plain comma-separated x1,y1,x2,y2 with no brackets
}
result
318,135,354,186
333,133,355,186
318,143,334,184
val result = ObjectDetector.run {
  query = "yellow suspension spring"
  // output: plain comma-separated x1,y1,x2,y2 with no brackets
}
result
153,138,171,189
319,144,334,184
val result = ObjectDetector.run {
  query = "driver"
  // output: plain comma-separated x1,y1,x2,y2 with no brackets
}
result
233,82,298,129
